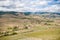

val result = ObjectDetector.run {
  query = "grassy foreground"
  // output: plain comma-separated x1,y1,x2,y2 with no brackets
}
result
0,28,60,40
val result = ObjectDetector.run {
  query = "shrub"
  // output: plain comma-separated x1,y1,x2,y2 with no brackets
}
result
13,26,19,31
3,31,9,36
12,32,17,35
24,26,28,29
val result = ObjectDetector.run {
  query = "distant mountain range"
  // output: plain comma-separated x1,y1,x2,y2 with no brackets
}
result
0,11,60,16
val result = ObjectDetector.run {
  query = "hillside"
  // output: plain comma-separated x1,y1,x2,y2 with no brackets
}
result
0,12,60,40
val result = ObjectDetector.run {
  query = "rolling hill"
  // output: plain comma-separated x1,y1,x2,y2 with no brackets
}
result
0,12,60,40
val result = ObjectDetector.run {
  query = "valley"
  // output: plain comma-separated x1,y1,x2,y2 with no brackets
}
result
0,12,60,40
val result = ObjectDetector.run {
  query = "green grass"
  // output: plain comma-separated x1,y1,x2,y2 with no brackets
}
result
0,28,60,40
25,29,60,36
24,29,60,40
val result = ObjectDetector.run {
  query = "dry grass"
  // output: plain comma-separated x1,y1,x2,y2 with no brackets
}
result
0,13,60,40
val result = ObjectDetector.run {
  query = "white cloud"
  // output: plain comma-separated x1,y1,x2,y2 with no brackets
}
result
0,0,60,12
40,5,60,12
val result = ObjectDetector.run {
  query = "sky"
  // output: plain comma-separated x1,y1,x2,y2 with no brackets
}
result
0,0,60,12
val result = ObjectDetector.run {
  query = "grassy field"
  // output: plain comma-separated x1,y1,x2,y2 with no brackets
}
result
0,27,60,40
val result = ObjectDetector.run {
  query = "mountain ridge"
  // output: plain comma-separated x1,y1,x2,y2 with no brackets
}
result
0,11,60,15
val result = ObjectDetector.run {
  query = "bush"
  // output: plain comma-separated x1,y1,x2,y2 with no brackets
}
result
3,31,9,36
44,23,51,25
13,26,19,31
12,32,17,35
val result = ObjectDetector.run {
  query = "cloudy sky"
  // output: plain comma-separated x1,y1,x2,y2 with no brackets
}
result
0,0,60,12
